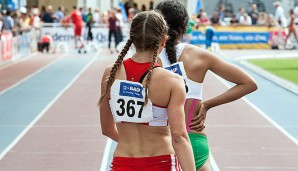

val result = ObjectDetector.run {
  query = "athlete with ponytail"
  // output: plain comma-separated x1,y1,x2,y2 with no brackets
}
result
156,1,258,170
98,11,196,171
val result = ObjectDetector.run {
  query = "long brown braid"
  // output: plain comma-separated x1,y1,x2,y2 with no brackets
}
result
97,39,133,106
143,42,160,105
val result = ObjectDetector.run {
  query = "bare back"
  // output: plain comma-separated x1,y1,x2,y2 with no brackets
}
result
110,62,182,157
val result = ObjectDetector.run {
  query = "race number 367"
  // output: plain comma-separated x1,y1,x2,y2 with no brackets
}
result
116,98,144,118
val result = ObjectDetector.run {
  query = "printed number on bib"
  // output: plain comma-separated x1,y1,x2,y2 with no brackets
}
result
116,98,144,118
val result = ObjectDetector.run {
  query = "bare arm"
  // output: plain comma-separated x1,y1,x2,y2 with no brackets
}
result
99,67,119,142
167,75,196,171
191,50,257,129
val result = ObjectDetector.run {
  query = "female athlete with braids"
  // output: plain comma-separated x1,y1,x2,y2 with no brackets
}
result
98,11,196,171
156,1,258,171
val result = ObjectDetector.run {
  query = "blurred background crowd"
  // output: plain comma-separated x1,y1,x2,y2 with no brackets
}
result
0,0,297,37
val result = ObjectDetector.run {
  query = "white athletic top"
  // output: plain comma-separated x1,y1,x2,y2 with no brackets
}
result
109,79,168,126
160,43,203,100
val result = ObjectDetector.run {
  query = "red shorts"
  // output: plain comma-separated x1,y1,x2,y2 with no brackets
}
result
74,25,82,36
110,154,181,171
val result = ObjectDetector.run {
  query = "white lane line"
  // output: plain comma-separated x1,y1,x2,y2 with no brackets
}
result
211,72,298,146
0,53,67,95
0,55,96,160
100,138,112,171
210,152,220,171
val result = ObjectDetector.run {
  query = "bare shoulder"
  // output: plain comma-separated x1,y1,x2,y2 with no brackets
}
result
101,65,113,80
183,44,218,62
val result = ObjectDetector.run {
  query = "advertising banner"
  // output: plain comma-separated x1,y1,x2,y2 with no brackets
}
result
191,26,286,49
41,24,129,48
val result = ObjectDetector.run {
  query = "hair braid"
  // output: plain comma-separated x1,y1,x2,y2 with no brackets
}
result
143,41,160,105
165,28,178,64
97,39,134,106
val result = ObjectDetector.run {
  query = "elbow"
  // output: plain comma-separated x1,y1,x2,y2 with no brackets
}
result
243,79,258,94
101,129,108,136
249,79,258,92
171,131,188,144
101,127,111,137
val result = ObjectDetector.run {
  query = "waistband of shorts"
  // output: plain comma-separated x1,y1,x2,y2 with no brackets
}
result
113,154,175,162
188,133,208,139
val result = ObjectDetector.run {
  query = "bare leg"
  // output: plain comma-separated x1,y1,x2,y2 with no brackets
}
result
284,32,291,47
197,157,211,171
74,36,78,49
293,30,298,43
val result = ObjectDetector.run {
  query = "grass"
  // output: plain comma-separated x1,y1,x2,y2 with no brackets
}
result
249,58,298,85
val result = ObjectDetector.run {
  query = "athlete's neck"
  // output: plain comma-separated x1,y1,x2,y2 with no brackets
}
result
131,50,155,63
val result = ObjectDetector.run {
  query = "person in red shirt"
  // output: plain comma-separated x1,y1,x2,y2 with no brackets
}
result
65,6,83,48
38,34,52,53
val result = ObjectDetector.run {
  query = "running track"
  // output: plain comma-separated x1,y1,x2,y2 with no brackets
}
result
0,49,297,171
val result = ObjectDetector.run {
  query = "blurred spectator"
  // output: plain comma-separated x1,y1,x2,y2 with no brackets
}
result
239,13,252,26
197,9,205,19
230,14,239,26
108,10,118,53
197,12,210,26
31,8,41,39
54,6,64,23
0,4,2,14
266,14,279,27
236,8,245,20
40,6,46,19
2,10,14,31
79,7,87,22
186,19,195,43
273,1,286,27
141,4,146,11
124,2,130,16
285,9,298,47
39,33,53,53
66,6,83,48
100,12,109,24
133,3,140,13
128,8,136,22
218,5,225,20
93,8,100,24
115,8,124,43
11,10,18,36
18,7,31,33
257,12,267,26
86,7,94,42
149,1,154,10
210,12,220,26
42,5,54,23
249,4,259,25
205,26,215,49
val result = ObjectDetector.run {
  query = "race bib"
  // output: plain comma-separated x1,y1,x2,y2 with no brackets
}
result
164,62,190,94
110,80,153,123
164,62,187,79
